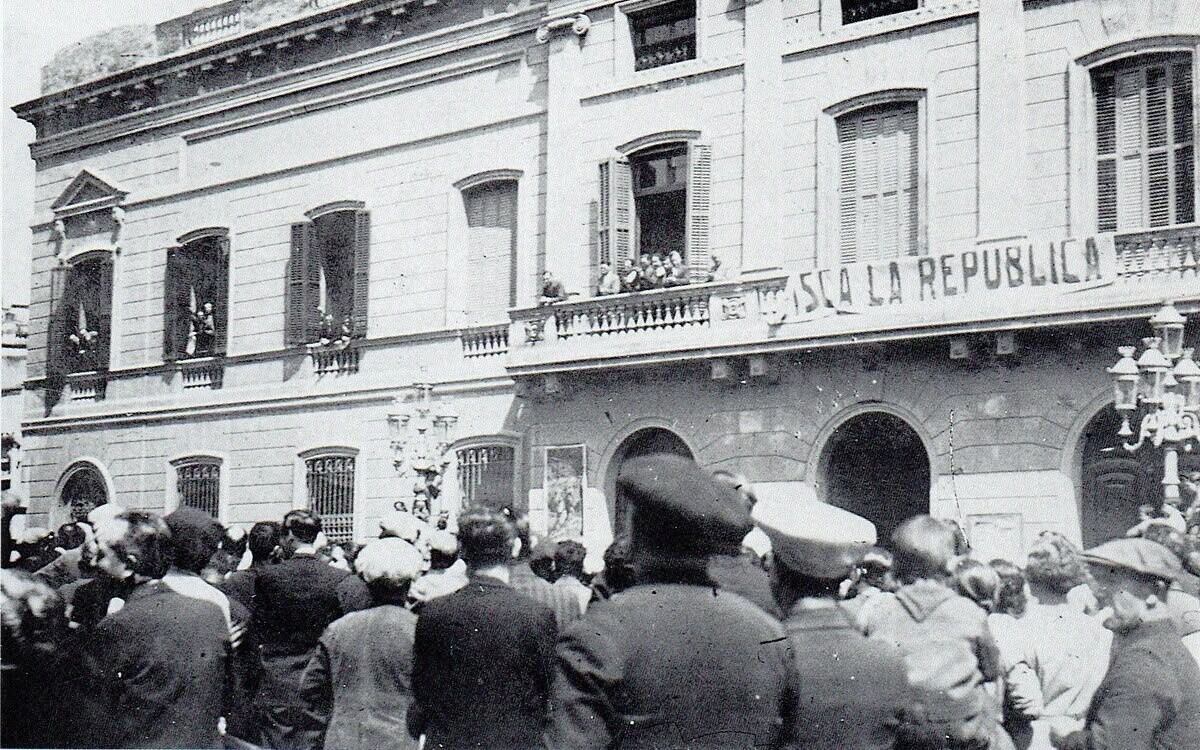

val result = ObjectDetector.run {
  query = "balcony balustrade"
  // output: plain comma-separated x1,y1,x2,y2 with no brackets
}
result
178,357,225,390
1113,225,1200,283
65,371,106,402
309,341,361,376
461,323,510,358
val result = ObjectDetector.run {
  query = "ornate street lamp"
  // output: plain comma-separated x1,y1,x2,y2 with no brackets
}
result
1108,301,1200,509
388,381,459,522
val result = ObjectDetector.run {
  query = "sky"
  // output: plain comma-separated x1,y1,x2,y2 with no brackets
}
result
2,0,206,309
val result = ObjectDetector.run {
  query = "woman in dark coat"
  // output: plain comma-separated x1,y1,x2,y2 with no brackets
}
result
299,538,425,750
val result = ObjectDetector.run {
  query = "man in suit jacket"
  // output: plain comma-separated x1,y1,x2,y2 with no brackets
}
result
81,510,229,749
410,508,558,750
253,510,356,750
548,456,799,750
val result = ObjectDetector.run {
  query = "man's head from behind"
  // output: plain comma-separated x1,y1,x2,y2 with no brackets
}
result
890,515,960,584
94,511,173,583
248,521,282,565
554,540,587,581
282,509,322,553
165,508,224,574
456,508,517,570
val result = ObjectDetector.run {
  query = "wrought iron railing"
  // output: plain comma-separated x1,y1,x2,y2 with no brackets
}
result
178,462,221,518
307,454,355,543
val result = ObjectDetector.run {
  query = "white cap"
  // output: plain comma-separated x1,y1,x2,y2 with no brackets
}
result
379,511,425,543
751,483,876,579
354,537,425,585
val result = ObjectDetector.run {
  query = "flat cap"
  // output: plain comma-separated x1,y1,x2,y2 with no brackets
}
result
1082,537,1182,582
379,511,425,543
752,484,876,579
427,529,459,557
355,537,425,585
618,454,751,555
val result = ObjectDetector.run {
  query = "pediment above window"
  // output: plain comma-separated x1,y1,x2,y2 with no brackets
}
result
51,169,128,219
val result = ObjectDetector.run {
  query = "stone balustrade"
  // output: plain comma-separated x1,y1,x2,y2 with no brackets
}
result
461,323,510,358
65,371,106,402
309,341,361,375
178,357,225,390
1114,225,1200,283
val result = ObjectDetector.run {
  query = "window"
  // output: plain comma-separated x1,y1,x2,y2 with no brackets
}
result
305,453,356,543
597,140,712,288
49,252,114,376
287,206,370,346
841,0,919,26
165,233,229,360
1094,53,1195,232
175,458,221,518
464,181,518,323
836,101,920,263
457,445,516,512
629,0,695,72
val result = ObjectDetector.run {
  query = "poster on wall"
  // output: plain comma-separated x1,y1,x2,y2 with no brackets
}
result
544,445,586,539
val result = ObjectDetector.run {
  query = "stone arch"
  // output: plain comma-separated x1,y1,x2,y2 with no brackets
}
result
52,458,115,526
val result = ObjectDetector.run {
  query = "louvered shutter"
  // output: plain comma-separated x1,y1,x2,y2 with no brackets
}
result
598,158,634,278
837,102,919,263
46,263,69,381
351,210,370,338
214,236,230,355
163,247,187,361
95,255,114,372
686,142,713,282
1095,55,1195,232
465,182,518,322
286,223,313,346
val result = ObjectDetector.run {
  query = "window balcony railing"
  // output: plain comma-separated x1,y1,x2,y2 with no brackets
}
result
1113,225,1200,283
183,8,243,47
507,271,790,373
65,371,107,402
461,323,510,358
178,357,224,390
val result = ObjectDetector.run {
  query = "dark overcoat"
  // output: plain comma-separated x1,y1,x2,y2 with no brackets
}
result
80,581,229,749
548,582,798,750
410,574,558,750
783,599,911,750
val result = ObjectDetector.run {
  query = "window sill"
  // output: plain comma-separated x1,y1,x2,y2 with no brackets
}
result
784,1,979,59
580,53,744,103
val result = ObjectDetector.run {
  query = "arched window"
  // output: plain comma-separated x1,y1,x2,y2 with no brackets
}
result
49,251,114,376
462,181,519,323
835,100,920,263
164,230,230,360
457,443,516,511
171,455,223,518
1093,52,1195,232
56,461,110,523
287,204,370,346
302,449,357,543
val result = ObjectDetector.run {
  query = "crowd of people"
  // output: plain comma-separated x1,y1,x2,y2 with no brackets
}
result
538,253,732,305
2,455,1199,750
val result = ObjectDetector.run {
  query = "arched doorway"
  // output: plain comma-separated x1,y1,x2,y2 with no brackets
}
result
608,427,694,537
57,462,109,523
1077,405,1197,548
818,411,930,544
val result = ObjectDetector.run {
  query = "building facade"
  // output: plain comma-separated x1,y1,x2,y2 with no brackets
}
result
3,305,29,496
14,0,1199,560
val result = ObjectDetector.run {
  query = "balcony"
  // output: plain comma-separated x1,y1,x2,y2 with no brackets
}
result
507,228,1200,376
177,357,225,390
507,271,790,374
65,371,107,402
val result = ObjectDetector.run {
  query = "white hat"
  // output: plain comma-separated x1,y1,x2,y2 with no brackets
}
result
354,537,425,585
752,483,876,579
379,511,425,543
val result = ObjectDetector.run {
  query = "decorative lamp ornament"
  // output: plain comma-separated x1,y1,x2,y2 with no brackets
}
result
1149,301,1187,360
1109,345,1141,413
1137,338,1171,404
1174,348,1200,413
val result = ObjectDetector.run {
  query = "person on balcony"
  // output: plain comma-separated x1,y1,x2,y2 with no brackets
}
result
596,263,621,296
623,254,653,292
189,302,216,356
540,272,568,306
663,250,689,287
648,255,668,289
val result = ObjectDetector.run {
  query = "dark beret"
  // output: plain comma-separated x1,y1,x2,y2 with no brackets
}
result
1083,537,1183,583
617,454,751,556
165,507,223,551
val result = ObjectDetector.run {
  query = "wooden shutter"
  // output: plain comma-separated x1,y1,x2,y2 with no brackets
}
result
213,236,231,356
837,102,919,264
686,141,713,282
95,255,114,372
351,210,370,338
598,158,634,277
46,263,69,380
286,222,315,346
465,182,519,322
163,247,187,361
1095,55,1195,232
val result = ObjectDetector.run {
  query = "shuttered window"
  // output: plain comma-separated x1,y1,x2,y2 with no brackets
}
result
1094,54,1195,232
287,208,370,346
457,445,516,512
176,459,221,518
596,140,712,287
306,453,356,543
836,101,920,264
464,181,518,323
49,252,114,376
164,235,229,361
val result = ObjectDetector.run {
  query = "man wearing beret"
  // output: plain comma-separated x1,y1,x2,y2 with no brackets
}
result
1051,537,1200,750
548,455,798,749
753,485,912,750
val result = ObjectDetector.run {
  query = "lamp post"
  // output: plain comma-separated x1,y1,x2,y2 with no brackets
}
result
387,382,459,522
1108,301,1200,509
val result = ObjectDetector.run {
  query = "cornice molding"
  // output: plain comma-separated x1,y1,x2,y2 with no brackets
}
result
22,4,545,159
